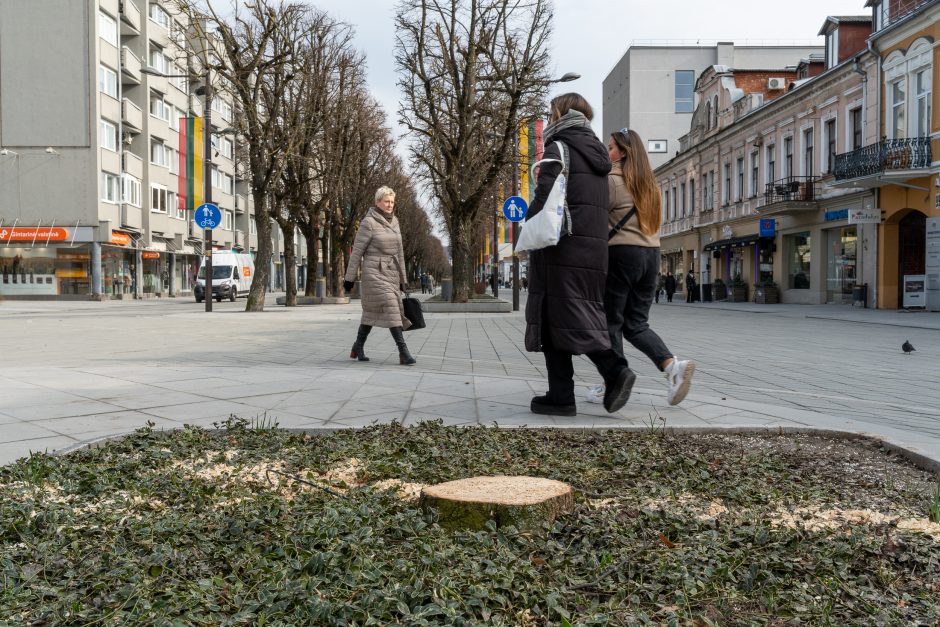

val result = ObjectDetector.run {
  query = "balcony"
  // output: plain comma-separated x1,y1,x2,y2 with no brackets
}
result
121,98,143,131
119,0,141,36
758,176,820,216
235,194,246,215
833,138,932,188
123,150,143,178
121,47,141,84
874,0,933,32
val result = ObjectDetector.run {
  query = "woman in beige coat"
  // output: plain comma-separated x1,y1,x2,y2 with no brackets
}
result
343,186,416,365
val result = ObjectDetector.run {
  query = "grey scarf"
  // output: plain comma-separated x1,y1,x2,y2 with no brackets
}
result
543,109,591,144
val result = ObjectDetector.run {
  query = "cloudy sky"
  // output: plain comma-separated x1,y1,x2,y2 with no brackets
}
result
305,0,871,136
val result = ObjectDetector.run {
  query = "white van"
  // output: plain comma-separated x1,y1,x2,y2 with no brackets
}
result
194,252,254,302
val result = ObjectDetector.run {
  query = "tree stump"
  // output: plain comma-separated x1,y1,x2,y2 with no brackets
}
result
420,476,575,531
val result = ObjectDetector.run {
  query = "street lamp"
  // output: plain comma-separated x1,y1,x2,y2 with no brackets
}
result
142,65,215,312
508,71,580,311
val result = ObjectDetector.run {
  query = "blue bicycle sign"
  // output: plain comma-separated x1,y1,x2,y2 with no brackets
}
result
194,203,222,229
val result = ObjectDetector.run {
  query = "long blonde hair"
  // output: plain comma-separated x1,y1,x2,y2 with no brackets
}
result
611,129,660,236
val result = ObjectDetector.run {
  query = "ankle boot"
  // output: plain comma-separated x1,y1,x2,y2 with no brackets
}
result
350,324,372,361
390,326,416,365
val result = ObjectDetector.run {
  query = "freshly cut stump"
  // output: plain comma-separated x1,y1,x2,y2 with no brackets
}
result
420,476,574,531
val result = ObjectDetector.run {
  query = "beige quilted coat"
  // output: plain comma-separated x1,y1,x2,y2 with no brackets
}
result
345,208,411,329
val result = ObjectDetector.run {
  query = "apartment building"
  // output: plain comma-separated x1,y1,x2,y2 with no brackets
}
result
0,0,297,300
655,14,880,305
602,42,824,169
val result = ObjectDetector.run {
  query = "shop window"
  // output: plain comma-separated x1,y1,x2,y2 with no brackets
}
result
787,232,811,289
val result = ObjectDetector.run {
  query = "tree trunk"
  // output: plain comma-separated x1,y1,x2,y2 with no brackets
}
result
450,218,473,303
301,219,319,297
247,191,271,312
281,220,297,306
321,229,332,296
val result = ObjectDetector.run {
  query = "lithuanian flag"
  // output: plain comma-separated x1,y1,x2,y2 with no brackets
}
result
518,119,544,203
178,117,204,211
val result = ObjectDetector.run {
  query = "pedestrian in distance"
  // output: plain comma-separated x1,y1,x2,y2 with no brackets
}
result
665,271,677,303
686,270,696,303
343,186,416,366
654,272,662,304
525,92,637,417
585,128,696,407
420,272,429,294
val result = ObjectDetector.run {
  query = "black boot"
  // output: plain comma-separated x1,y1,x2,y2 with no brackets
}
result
390,326,415,365
350,324,372,361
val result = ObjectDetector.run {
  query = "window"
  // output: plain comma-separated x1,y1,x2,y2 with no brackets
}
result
712,95,718,128
722,163,731,205
736,157,744,201
100,119,117,152
223,173,234,195
675,70,694,113
98,65,118,99
250,219,256,235
766,144,776,184
671,186,677,221
688,178,695,214
705,101,712,130
701,172,709,209
664,189,670,222
220,137,234,160
914,68,931,138
826,31,838,68
890,78,906,139
122,175,142,207
149,3,171,29
149,47,170,75
168,146,177,175
212,97,233,121
99,11,118,46
787,232,812,289
680,182,686,217
175,196,185,220
224,210,234,231
151,184,169,213
151,140,171,168
101,171,120,203
825,119,836,173
802,128,814,176
750,151,759,197
783,137,793,178
850,108,862,149
647,140,667,153
170,64,188,92
211,166,222,189
150,94,172,123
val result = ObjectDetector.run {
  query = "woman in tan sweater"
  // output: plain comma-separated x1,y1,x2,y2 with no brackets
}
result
587,129,695,405
343,186,415,365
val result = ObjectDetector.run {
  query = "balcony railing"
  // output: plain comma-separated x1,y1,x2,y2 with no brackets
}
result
877,0,932,31
833,138,932,181
762,176,820,206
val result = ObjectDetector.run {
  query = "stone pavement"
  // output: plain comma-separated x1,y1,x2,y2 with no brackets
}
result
1,293,939,469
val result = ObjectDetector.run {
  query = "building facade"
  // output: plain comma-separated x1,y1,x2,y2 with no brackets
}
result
603,42,824,169
0,0,302,299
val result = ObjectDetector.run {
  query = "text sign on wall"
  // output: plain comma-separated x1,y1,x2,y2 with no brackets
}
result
848,209,880,224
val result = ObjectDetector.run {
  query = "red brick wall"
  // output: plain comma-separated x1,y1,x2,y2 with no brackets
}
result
838,23,872,62
732,70,799,102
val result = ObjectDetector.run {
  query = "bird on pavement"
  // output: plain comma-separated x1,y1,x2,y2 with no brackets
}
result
902,340,916,355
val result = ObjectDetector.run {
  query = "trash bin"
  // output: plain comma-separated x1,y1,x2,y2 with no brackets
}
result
441,277,453,302
852,283,868,308
701,283,713,302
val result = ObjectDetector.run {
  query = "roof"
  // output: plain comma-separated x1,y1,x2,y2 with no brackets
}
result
818,15,872,35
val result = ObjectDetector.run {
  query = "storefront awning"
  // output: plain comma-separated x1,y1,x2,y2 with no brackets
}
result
703,234,763,251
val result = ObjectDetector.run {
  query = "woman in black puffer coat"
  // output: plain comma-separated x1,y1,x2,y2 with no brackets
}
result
524,93,636,416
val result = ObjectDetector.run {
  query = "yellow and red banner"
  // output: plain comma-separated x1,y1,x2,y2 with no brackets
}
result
178,117,204,211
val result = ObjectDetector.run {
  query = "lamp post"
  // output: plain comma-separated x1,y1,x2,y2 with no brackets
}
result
510,71,581,311
143,64,214,312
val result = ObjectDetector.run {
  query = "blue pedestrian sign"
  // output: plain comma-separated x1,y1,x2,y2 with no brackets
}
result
502,196,528,222
194,203,222,229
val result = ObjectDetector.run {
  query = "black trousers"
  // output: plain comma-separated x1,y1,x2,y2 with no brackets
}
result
542,347,625,405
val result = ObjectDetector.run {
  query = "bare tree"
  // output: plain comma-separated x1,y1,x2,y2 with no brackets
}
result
171,0,322,311
395,0,553,302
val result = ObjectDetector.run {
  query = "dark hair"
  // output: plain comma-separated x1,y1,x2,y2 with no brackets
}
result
611,129,661,236
550,93,593,122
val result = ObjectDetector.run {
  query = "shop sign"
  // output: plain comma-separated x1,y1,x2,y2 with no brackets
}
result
824,209,849,222
903,274,926,308
0,226,96,243
111,231,131,246
142,251,161,259
759,219,776,237
848,209,880,224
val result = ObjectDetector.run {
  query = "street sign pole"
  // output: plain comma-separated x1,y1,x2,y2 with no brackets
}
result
203,67,213,312
511,148,520,312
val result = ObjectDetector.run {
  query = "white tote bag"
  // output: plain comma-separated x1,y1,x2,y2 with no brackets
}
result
515,141,571,253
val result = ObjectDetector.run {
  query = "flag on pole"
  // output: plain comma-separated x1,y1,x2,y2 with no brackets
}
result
178,117,204,211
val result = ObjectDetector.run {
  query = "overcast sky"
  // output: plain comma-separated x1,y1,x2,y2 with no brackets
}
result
296,0,871,236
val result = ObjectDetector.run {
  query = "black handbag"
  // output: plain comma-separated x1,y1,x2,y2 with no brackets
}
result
402,296,426,331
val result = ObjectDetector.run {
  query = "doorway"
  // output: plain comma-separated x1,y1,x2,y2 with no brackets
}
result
897,211,926,305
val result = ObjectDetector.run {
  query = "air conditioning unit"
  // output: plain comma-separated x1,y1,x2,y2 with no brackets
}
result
767,77,786,90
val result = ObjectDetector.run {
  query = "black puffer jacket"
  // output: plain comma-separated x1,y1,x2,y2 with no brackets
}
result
524,125,611,354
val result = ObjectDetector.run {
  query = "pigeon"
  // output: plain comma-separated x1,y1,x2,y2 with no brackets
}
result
902,340,916,355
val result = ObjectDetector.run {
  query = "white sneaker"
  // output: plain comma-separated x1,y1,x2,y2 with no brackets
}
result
585,384,605,404
665,359,695,406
